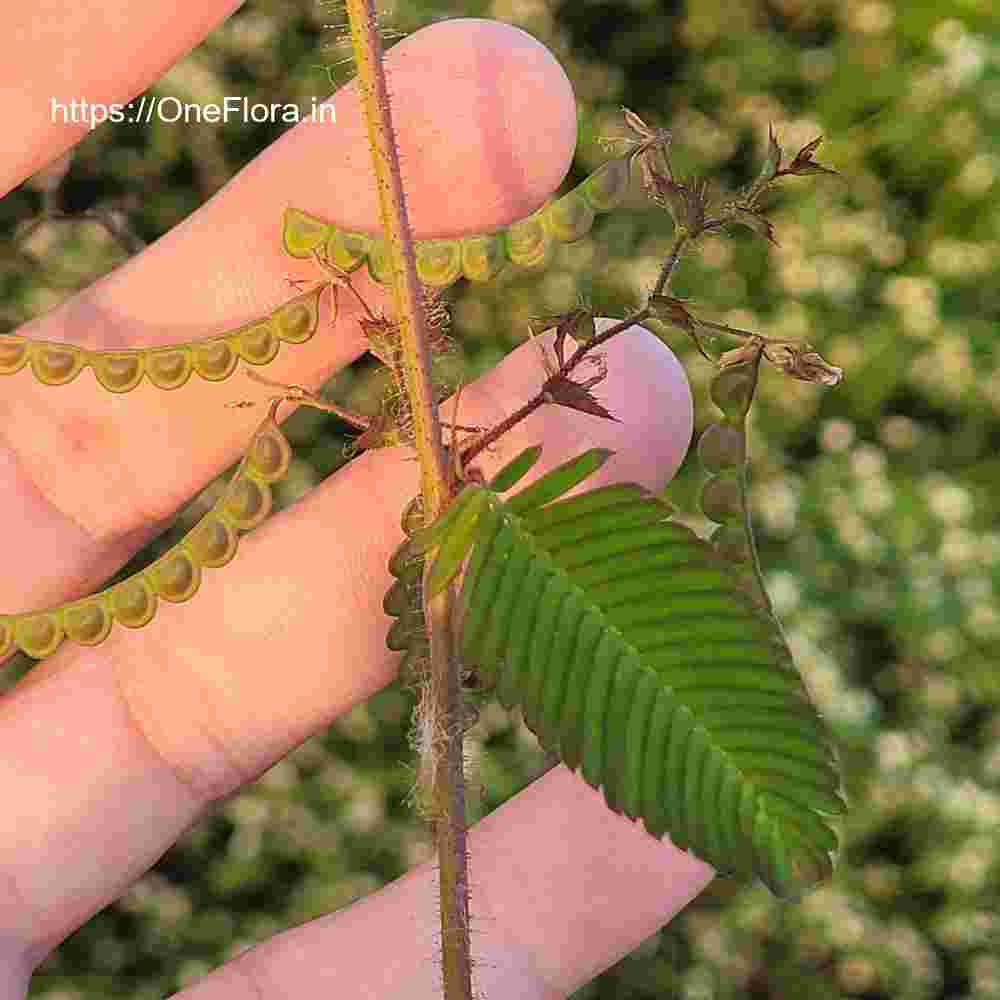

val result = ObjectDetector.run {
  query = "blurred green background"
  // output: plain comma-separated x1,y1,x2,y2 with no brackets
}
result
3,0,1000,997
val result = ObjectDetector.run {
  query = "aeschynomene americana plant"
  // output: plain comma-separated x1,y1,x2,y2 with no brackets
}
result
1,7,849,999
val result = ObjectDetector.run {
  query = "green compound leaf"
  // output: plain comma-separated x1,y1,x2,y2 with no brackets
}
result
421,459,844,899
487,444,543,493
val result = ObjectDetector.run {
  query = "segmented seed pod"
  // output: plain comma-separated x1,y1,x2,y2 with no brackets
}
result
246,421,292,482
578,156,632,212
382,577,412,618
415,239,463,287
697,421,747,474
710,358,760,422
0,336,28,375
110,578,157,629
220,475,273,531
63,597,113,646
282,207,332,258
145,347,194,390
1,412,295,663
187,512,239,568
191,339,238,381
326,227,370,272
542,191,595,243
92,351,145,393
460,233,506,283
505,211,553,269
30,343,86,385
700,472,744,524
274,286,325,344
384,497,429,664
388,538,420,579
232,320,280,366
149,548,202,603
400,496,425,537
15,612,64,659
386,615,415,652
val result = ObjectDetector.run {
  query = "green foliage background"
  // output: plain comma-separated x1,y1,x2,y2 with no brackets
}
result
3,0,999,997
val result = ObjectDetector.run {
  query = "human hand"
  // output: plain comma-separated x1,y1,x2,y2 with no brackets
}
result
0,8,713,998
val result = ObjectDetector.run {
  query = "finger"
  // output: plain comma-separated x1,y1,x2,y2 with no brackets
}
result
0,18,577,618
0,0,243,196
0,327,693,968
172,767,714,1000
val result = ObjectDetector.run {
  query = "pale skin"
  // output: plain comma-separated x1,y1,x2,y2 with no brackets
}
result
0,6,714,998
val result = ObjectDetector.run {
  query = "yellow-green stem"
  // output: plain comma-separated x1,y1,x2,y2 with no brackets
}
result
344,4,472,999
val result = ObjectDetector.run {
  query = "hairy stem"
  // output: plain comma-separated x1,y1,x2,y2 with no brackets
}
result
344,4,472,999
652,229,690,297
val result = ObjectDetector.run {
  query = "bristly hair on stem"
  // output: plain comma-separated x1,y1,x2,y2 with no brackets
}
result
343,3,473,999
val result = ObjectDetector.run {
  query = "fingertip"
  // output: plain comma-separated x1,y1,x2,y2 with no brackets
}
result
311,17,578,235
595,321,694,487
453,322,694,494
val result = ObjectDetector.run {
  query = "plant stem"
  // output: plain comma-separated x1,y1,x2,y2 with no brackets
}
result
652,229,689,297
344,4,473,999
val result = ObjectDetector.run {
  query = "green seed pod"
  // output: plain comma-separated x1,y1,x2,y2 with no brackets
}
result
92,351,145,393
247,423,292,482
697,422,746,473
146,347,193,390
700,472,744,524
30,343,86,385
232,320,280,366
710,359,759,422
460,233,506,283
0,336,28,375
579,157,632,212
274,286,325,344
386,615,414,652
63,598,113,646
505,212,553,269
389,538,421,579
542,191,595,243
149,549,201,603
0,617,15,658
187,513,238,568
192,339,238,381
414,239,462,287
367,237,392,285
221,476,272,531
0,406,298,663
282,207,332,258
383,577,413,617
110,578,157,629
326,228,369,272
15,612,64,659
711,524,751,563
396,562,424,595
